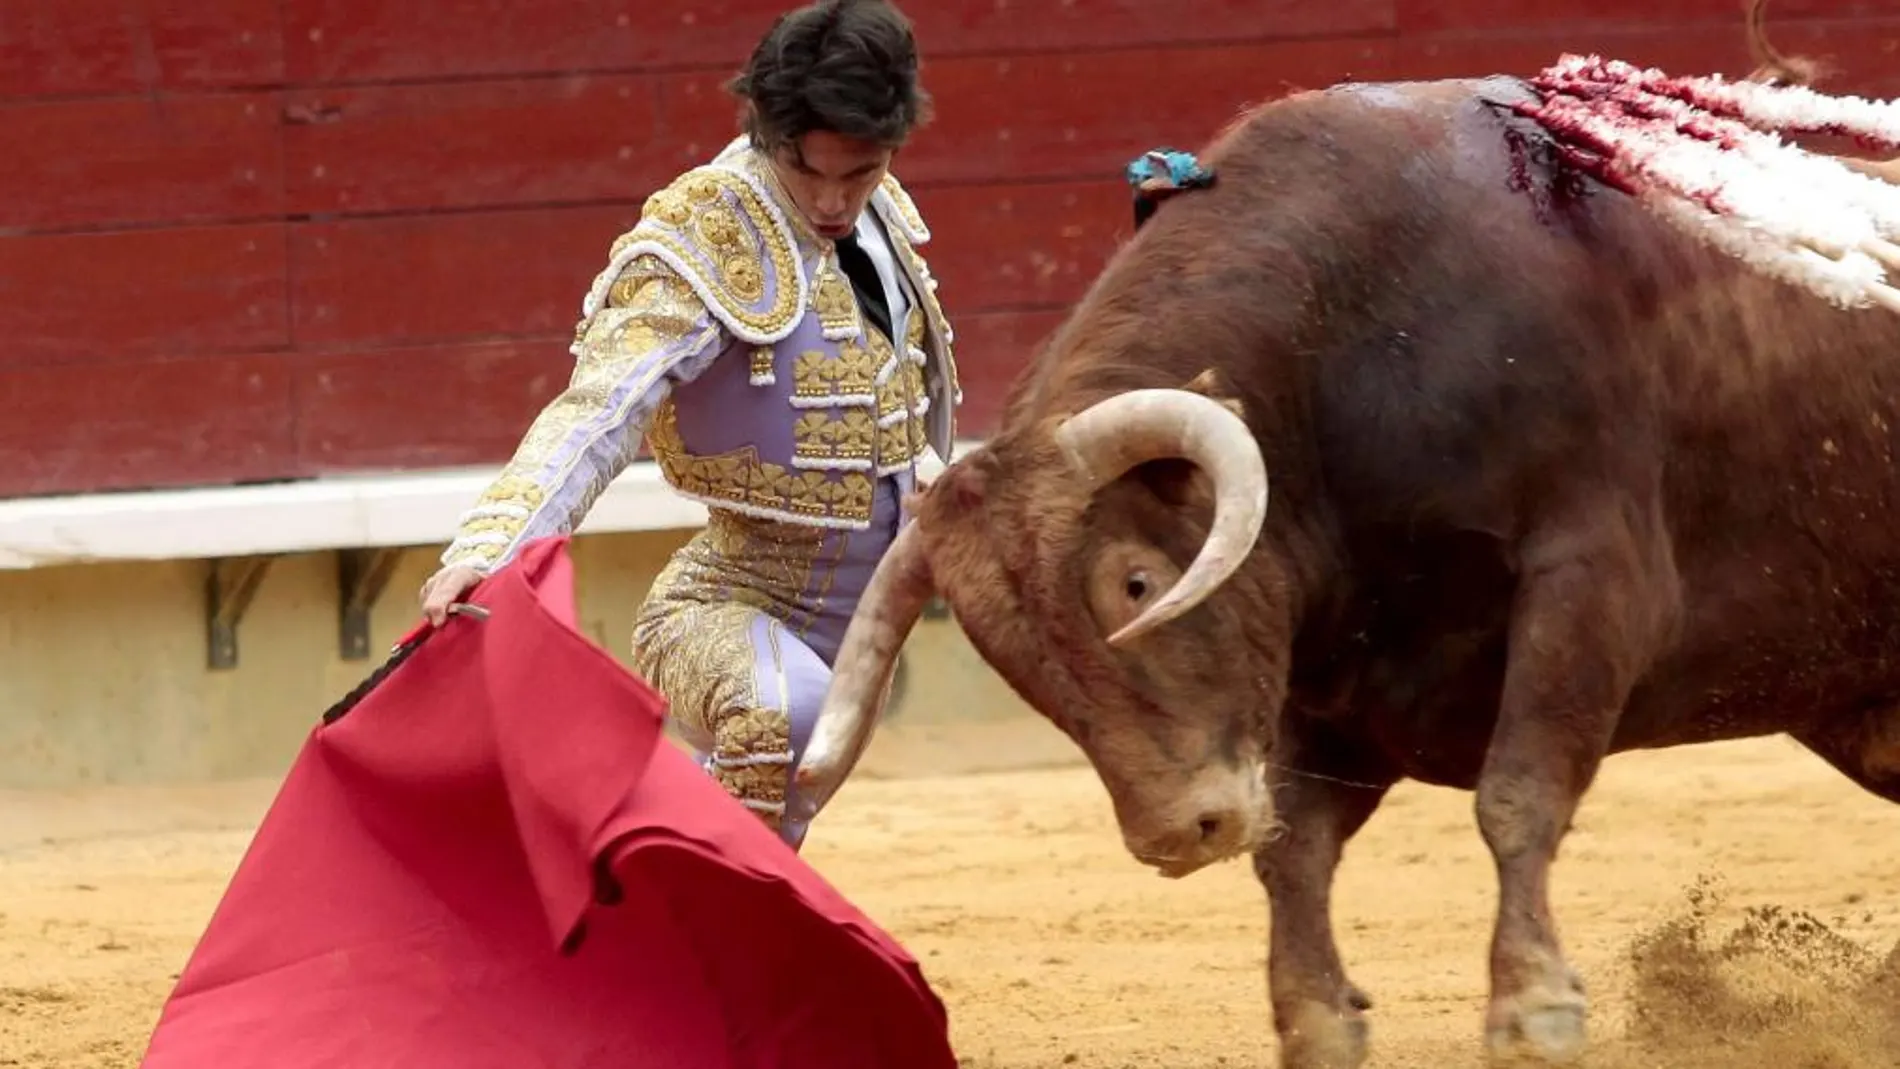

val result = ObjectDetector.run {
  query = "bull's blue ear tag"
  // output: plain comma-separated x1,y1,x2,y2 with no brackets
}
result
1126,148,1217,228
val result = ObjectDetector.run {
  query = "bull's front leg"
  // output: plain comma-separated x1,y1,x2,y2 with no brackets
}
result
1476,512,1667,1065
1255,728,1393,1069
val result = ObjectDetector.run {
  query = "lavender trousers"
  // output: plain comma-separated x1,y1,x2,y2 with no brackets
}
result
629,475,912,848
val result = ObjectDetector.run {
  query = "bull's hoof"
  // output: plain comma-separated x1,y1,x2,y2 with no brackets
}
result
1483,997,1587,1065
1276,997,1370,1069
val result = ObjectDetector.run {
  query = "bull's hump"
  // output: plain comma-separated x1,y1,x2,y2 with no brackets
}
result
1324,75,1530,113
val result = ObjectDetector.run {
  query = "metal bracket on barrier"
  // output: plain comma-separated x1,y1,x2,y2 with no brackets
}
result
206,555,277,670
337,547,404,661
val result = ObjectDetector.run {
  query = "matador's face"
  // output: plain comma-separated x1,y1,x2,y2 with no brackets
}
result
769,130,894,241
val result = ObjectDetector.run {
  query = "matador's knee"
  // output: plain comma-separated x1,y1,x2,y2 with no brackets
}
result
705,704,795,832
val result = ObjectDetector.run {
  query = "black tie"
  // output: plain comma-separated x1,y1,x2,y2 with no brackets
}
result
833,233,893,343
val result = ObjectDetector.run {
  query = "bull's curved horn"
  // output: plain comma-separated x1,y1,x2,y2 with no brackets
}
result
787,519,936,824
1053,387,1269,646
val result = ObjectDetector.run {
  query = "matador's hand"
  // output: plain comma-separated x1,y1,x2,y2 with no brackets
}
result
418,564,486,627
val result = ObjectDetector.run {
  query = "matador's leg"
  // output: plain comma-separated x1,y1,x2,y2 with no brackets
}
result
632,599,832,850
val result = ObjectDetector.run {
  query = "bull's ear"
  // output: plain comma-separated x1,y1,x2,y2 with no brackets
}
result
1133,457,1214,513
1184,367,1245,420
915,452,991,515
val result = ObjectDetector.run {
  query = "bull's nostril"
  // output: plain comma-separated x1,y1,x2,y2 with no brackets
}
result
1197,815,1222,842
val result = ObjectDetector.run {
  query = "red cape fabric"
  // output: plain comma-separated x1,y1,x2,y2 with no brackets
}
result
140,536,955,1069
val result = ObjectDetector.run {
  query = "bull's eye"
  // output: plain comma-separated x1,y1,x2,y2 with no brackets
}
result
1125,571,1150,602
1087,547,1179,639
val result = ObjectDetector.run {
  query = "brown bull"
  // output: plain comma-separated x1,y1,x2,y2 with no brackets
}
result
791,70,1900,1069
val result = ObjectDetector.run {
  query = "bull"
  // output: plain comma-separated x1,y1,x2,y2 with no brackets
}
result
788,58,1900,1069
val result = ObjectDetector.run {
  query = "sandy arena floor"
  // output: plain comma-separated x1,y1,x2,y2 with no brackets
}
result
4,732,1900,1068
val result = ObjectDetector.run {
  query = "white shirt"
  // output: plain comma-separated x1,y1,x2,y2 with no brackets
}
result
851,209,912,345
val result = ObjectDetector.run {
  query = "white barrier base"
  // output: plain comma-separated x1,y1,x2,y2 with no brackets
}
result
0,446,965,569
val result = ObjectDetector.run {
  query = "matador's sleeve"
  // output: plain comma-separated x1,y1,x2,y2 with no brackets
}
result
437,252,729,574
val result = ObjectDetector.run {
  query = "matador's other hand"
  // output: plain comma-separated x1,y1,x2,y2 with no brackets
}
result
419,564,486,627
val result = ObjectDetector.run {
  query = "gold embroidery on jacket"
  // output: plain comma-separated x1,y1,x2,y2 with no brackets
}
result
647,400,878,526
812,265,860,341
784,306,929,474
633,151,945,529
748,345,776,385
629,552,795,823
449,254,712,569
616,167,805,341
791,343,878,404
791,409,878,470
873,174,932,246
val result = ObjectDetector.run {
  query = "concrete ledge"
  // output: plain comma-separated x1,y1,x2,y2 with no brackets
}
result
0,444,1047,788
0,446,969,570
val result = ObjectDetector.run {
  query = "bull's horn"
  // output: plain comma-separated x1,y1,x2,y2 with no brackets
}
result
787,519,936,824
1053,387,1269,646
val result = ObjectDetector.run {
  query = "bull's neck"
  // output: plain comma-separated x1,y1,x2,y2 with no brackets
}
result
1009,208,1350,633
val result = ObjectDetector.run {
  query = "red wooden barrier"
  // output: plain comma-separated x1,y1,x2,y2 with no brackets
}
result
0,226,289,365
294,340,571,471
0,94,284,231
0,355,294,494
282,77,669,216
0,0,282,99
278,0,1395,83
287,206,639,350
1,1,1895,497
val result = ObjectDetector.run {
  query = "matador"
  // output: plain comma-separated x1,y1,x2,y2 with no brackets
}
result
417,0,957,850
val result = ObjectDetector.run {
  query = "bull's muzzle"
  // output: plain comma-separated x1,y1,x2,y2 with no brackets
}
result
1118,762,1274,878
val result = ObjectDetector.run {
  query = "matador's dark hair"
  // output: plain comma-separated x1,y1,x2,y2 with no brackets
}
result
725,0,933,153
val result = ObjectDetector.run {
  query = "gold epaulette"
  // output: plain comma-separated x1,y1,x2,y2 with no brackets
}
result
577,165,810,346
871,173,931,246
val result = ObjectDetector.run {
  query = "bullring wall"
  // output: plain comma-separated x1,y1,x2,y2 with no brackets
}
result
2,0,1893,788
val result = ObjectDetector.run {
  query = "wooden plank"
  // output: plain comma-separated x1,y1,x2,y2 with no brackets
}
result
0,93,283,233
290,182,1125,357
657,38,1398,187
0,354,295,498
0,224,288,367
284,0,1393,84
909,39,1393,186
1393,19,1900,97
638,0,1395,62
621,0,1394,65
1721,16,1900,98
1394,26,1749,83
1401,0,1900,34
292,339,572,471
0,0,281,99
284,76,666,216
1399,0,1748,34
289,205,638,350
652,75,750,173
918,181,1132,313
910,0,1395,52
1758,0,1900,16
283,0,642,84
946,309,1070,437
